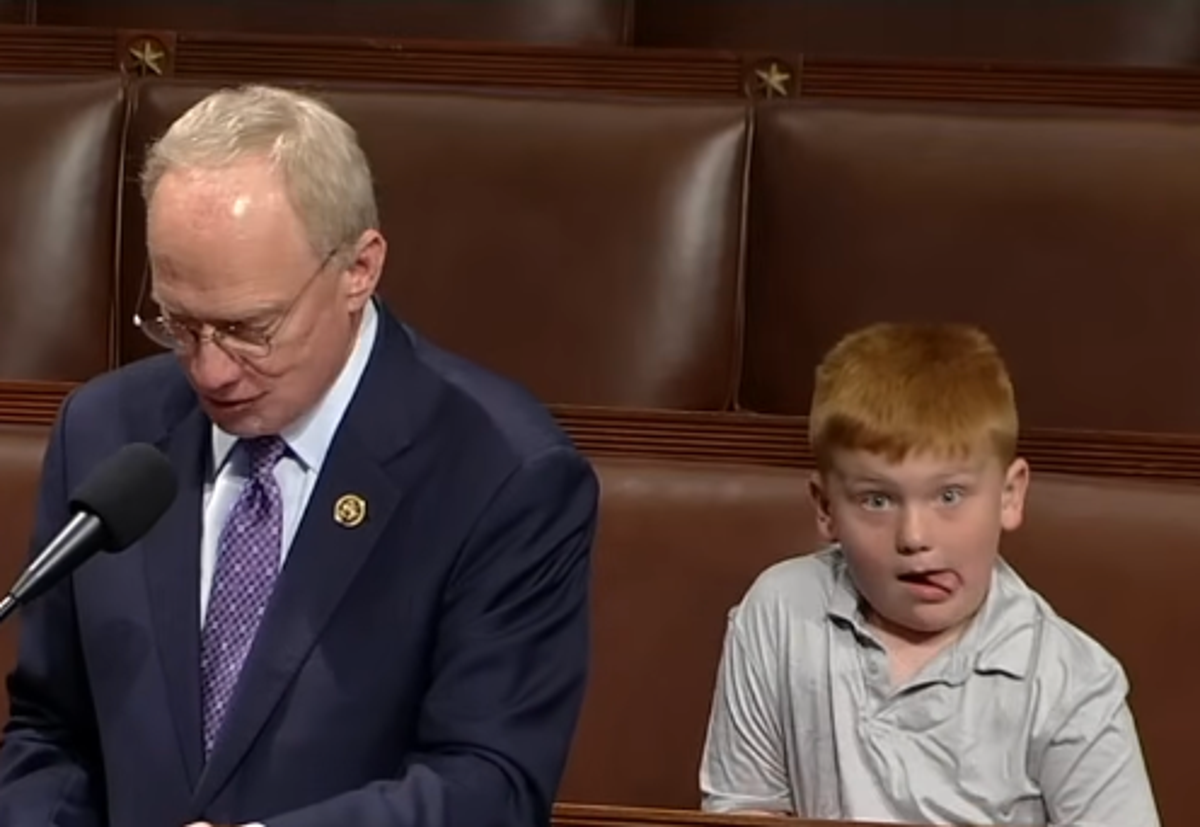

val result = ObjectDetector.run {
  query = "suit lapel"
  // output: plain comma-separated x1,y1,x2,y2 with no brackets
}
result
192,307,423,807
192,432,402,805
143,404,208,789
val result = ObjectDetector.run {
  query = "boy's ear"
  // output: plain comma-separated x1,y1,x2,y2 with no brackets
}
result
1000,457,1031,531
809,472,837,541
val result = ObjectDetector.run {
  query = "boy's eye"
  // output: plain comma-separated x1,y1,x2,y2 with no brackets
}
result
939,486,966,505
858,492,892,510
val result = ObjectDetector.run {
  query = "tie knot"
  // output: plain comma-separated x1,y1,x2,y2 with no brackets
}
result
240,436,287,480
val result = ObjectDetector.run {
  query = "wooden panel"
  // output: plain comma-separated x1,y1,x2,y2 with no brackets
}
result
799,56,1200,109
556,407,1200,484
634,0,1200,68
167,31,742,95
0,0,30,24
4,382,1200,484
0,382,71,426
0,25,116,72
34,0,634,46
4,23,1200,109
0,24,744,96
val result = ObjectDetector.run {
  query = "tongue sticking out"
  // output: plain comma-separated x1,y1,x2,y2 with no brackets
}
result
899,570,957,598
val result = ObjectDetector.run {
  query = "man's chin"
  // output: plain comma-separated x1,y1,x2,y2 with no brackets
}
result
201,399,268,436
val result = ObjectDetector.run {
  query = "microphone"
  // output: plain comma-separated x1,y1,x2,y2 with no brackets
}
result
0,442,178,624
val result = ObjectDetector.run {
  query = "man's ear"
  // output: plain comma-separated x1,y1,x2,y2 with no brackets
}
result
342,229,386,312
810,472,837,542
1000,457,1030,532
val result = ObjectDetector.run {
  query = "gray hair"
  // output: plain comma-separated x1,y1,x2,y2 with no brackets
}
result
140,84,379,258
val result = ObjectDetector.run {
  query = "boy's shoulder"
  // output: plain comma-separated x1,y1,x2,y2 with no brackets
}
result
730,546,846,632
1015,573,1130,693
993,562,1131,721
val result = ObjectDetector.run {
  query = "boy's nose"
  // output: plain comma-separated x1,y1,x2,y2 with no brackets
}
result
896,505,933,554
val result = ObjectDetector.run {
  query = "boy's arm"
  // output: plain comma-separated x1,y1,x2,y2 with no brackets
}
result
1037,661,1160,827
698,608,793,816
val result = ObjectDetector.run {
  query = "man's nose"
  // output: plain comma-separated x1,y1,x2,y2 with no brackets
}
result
186,338,243,392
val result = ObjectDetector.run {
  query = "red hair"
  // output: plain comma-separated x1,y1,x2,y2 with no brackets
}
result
809,322,1018,471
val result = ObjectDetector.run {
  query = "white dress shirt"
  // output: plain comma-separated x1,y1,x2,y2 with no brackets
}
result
198,302,377,827
200,299,378,625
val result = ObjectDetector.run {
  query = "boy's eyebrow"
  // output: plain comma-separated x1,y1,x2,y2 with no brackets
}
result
839,474,895,487
838,468,981,488
932,463,987,479
924,469,976,480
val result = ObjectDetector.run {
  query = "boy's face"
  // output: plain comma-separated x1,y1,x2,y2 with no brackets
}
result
811,446,1029,642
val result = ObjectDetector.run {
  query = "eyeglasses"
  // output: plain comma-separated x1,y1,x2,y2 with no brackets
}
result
133,249,339,360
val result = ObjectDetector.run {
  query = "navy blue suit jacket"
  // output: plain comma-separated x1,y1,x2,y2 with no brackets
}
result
0,304,599,827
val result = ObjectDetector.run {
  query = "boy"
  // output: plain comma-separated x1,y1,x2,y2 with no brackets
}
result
698,322,1159,825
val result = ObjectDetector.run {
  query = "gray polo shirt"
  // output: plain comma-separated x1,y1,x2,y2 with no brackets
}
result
699,547,1160,826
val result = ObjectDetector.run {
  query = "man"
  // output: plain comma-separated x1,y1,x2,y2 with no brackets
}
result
0,84,599,827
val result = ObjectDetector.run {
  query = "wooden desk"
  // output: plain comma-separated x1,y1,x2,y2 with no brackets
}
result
554,803,905,827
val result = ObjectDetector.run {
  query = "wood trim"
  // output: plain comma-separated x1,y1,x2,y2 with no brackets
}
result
553,406,1200,484
797,56,1200,109
552,803,782,825
8,23,1200,110
2,383,1200,484
0,381,73,426
0,23,744,96
170,31,744,96
552,803,872,827
0,25,116,73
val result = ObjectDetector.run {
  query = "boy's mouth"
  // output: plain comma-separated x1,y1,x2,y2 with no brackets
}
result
897,569,957,598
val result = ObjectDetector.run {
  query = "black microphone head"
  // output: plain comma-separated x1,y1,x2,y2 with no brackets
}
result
67,443,178,551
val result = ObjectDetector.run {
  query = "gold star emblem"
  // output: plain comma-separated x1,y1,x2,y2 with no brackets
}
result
754,62,793,98
128,38,166,76
334,494,367,528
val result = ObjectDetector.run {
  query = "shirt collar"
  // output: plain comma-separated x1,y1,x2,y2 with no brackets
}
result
826,546,1038,682
211,299,379,477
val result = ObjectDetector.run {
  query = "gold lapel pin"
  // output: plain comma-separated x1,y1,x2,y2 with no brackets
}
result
334,493,367,528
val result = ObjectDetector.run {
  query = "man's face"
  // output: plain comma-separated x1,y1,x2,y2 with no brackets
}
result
812,446,1029,642
144,157,383,436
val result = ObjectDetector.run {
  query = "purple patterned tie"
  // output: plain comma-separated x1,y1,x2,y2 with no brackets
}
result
200,435,288,757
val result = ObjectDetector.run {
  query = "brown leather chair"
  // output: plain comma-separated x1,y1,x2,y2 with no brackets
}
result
0,424,50,715
0,74,124,382
1004,472,1200,827
560,457,816,807
741,98,1200,435
0,74,125,714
